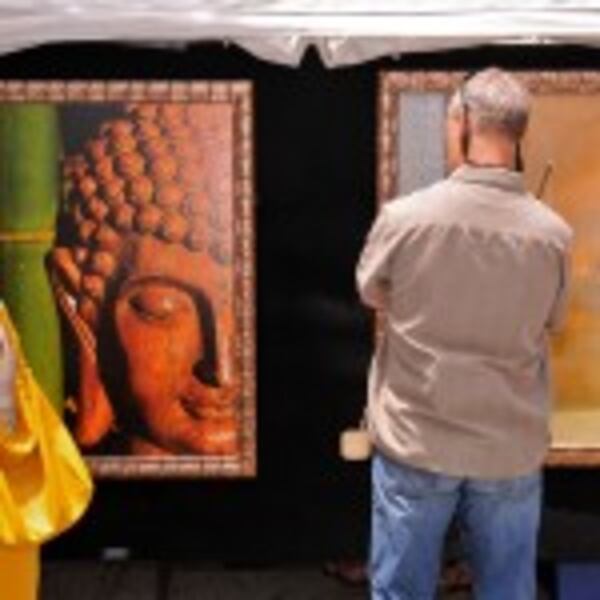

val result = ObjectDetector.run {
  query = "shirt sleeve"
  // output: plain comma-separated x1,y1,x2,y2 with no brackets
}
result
356,204,399,311
546,242,572,334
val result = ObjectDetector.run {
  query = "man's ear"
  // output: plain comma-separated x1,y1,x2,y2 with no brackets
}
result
445,112,466,172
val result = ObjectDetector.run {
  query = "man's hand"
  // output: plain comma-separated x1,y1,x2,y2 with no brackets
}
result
0,324,17,431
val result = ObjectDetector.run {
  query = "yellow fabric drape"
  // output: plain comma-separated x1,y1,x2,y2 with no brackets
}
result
0,303,93,598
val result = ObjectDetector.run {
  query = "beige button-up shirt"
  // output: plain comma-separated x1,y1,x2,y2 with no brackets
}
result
357,165,572,479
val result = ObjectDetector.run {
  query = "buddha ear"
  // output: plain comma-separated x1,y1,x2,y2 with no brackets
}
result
74,346,114,447
51,272,114,447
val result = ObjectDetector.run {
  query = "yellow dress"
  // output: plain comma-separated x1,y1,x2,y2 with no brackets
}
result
0,304,93,599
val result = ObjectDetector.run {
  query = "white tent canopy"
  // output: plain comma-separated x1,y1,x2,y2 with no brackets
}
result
1,1,600,66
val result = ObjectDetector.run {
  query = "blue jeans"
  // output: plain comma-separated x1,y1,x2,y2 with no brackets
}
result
370,452,542,600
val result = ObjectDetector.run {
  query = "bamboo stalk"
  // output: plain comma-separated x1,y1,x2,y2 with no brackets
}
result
0,103,63,412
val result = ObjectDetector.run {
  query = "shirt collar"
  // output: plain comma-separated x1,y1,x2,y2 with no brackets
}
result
450,164,526,195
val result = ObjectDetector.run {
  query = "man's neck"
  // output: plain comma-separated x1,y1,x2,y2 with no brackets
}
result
466,135,516,170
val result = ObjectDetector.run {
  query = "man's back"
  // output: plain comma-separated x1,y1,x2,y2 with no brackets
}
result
359,165,572,478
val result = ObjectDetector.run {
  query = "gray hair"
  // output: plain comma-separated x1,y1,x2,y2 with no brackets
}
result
448,68,531,141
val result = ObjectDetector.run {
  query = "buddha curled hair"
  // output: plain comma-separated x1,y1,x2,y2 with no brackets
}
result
52,103,230,330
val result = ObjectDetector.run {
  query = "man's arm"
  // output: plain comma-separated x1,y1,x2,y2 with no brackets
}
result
547,244,572,334
356,204,398,311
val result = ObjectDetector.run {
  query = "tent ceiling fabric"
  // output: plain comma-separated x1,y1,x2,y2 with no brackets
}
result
0,2,599,66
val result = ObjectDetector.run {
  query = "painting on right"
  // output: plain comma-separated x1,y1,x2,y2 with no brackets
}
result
377,71,600,465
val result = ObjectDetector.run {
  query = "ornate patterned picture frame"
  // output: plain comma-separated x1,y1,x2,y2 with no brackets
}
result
378,71,600,467
0,81,255,478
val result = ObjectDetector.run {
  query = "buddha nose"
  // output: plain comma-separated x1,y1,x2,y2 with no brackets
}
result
193,357,219,388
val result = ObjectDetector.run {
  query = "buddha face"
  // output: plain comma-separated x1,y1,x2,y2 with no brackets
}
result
115,279,206,454
52,103,239,457
104,236,238,456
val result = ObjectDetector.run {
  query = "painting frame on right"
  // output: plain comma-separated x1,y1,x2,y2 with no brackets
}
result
377,70,600,467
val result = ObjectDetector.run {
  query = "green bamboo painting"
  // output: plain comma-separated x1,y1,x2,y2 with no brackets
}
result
0,104,64,412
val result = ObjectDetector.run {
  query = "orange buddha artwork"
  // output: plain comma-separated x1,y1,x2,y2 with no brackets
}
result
47,85,255,477
523,93,600,453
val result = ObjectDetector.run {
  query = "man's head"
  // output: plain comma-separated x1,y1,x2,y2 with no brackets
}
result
446,67,531,171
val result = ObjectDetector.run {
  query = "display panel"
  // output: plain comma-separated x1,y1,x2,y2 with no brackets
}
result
378,71,600,466
0,81,255,478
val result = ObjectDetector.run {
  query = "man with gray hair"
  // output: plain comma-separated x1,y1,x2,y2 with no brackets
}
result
357,67,572,599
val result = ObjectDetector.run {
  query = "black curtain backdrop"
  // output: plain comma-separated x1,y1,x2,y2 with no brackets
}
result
0,41,598,562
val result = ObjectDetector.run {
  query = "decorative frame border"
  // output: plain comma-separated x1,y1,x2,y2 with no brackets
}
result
0,80,256,478
378,70,600,468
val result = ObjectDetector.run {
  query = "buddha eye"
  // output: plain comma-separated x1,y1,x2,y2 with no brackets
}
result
128,285,183,322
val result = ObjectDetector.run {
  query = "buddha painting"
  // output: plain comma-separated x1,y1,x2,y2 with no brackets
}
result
49,96,254,472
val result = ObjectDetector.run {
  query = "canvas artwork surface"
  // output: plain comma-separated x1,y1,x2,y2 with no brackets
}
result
378,71,600,465
0,81,255,478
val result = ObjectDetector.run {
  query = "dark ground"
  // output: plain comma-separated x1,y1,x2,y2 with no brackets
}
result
42,563,370,600
41,561,558,599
